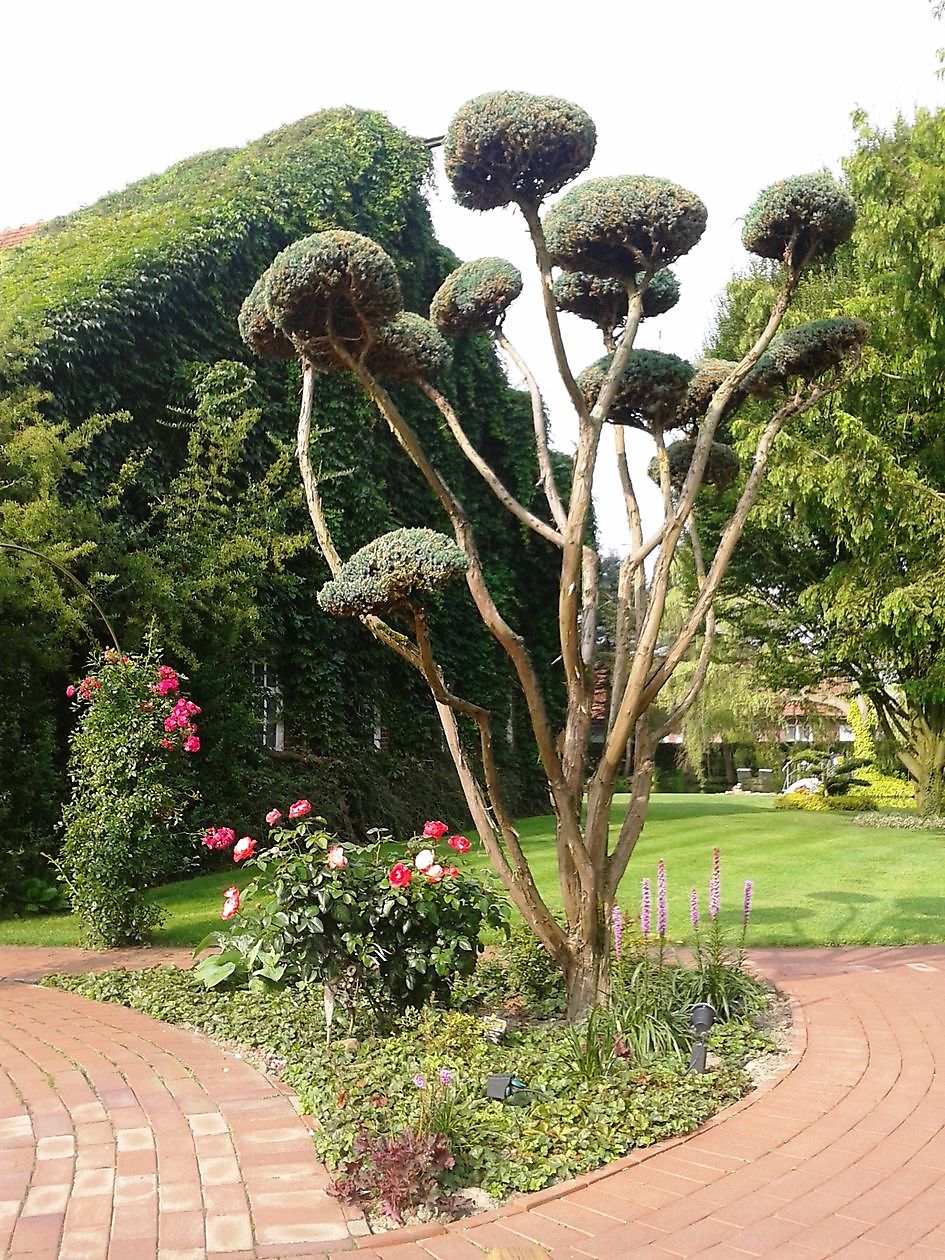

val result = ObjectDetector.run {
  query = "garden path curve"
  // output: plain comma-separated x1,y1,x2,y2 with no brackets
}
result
4,946,945,1259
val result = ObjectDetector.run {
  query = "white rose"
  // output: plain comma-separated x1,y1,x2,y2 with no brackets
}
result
415,848,435,871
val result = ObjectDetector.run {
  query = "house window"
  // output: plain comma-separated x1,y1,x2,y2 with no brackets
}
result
252,661,284,752
373,707,390,752
782,721,813,744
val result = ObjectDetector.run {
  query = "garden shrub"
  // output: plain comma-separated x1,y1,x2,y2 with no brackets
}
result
851,812,945,832
774,790,877,812
59,645,200,947
194,806,507,1025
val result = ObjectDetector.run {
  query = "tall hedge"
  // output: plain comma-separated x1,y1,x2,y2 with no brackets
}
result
0,109,561,886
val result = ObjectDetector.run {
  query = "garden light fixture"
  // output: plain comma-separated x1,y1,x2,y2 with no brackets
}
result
486,1073,531,1102
687,1002,716,1074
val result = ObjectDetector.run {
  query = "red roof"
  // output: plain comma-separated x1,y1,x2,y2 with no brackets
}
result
0,221,42,251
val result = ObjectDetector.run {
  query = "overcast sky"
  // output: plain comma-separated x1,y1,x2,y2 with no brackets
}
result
3,0,943,549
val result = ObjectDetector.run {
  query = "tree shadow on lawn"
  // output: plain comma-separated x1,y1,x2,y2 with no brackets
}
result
638,797,768,822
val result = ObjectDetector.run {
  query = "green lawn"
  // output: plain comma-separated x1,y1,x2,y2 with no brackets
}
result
3,794,943,949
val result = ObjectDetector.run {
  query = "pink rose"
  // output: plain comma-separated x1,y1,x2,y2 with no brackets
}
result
265,808,282,826
221,886,240,920
183,735,200,753
425,864,444,883
422,820,449,839
65,685,75,697
202,826,236,851
160,738,174,750
388,863,412,888
442,865,459,878
327,845,347,870
289,799,311,819
233,836,256,862
447,834,471,853
414,849,435,872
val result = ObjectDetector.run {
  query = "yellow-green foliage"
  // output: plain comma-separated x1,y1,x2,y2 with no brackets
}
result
847,701,916,808
774,790,877,812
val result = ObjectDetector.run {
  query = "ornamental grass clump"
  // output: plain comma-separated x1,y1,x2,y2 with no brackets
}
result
60,644,201,948
194,806,506,1029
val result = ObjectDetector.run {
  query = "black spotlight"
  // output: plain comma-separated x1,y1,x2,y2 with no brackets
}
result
687,1002,717,1074
486,1073,531,1103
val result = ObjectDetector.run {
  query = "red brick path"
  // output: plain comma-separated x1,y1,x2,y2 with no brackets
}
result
4,945,945,1258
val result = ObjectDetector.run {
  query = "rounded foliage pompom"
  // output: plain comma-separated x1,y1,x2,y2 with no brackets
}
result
318,528,468,618
430,258,523,337
676,358,741,428
261,230,402,356
577,350,694,431
544,176,707,279
554,268,680,333
238,276,296,361
642,268,681,318
746,317,868,397
365,313,451,381
444,91,596,211
742,172,856,265
649,440,740,491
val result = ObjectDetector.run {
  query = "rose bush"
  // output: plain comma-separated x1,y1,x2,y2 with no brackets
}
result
194,807,508,1027
60,643,201,947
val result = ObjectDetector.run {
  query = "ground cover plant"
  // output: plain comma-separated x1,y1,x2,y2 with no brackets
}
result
43,861,773,1221
5,794,945,948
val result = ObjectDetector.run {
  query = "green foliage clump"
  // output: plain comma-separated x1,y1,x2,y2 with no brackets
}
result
444,91,596,211
742,172,856,264
675,358,741,428
578,350,694,431
430,258,523,337
544,176,707,278
60,646,200,947
746,317,868,397
236,276,295,361
552,267,679,333
649,440,740,491
258,230,402,360
852,812,945,831
317,528,468,618
774,790,877,812
195,811,507,1023
641,267,681,318
365,313,451,381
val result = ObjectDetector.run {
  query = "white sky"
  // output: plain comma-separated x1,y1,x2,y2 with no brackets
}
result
2,0,943,550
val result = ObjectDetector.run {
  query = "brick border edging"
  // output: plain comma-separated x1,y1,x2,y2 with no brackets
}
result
357,984,808,1251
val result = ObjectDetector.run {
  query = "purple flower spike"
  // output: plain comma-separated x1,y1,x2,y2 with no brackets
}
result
438,1068,453,1087
611,904,624,957
743,879,754,925
709,849,721,921
657,859,667,938
690,887,700,930
641,878,651,937
413,1073,427,1090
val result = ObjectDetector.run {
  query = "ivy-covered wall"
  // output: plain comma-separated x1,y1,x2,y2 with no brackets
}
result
0,108,561,878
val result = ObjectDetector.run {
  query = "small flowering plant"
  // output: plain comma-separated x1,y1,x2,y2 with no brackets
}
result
194,806,507,1027
688,848,758,1019
60,641,201,948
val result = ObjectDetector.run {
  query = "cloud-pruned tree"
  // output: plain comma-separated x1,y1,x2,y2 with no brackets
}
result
240,91,862,1018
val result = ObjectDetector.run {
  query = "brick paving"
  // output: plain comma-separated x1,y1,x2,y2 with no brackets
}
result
3,945,945,1258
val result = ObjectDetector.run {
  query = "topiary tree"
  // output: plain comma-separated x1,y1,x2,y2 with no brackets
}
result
240,91,862,1019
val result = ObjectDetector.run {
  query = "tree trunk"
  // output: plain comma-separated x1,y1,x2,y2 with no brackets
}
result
563,932,607,1022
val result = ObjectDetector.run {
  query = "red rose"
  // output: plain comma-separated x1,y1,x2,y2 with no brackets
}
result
388,862,412,888
442,865,459,878
289,799,312,819
265,808,282,826
233,836,256,862
422,820,448,839
425,864,444,883
447,834,471,853
221,886,240,919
